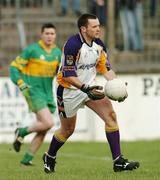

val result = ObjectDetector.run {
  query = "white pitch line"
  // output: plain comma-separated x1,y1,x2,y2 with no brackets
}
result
0,148,110,161
0,148,111,161
59,152,111,161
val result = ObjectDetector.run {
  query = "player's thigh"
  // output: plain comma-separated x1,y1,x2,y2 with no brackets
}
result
85,97,116,122
25,95,48,113
57,85,88,118
26,89,56,113
59,115,77,133
36,108,53,126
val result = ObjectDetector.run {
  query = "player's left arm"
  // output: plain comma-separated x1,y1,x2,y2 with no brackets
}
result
95,39,116,80
103,69,117,81
95,40,127,101
96,50,117,80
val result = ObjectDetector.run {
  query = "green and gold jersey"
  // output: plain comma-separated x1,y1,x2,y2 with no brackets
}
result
10,40,61,103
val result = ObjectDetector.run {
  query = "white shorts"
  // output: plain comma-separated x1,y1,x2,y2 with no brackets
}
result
57,85,89,118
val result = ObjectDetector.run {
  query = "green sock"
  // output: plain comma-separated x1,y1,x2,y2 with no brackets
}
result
19,127,29,137
21,152,34,164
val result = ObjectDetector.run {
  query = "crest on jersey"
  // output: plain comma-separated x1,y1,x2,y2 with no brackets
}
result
66,55,74,65
40,55,45,60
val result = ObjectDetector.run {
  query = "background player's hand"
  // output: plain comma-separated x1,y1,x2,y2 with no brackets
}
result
18,82,30,98
80,84,105,100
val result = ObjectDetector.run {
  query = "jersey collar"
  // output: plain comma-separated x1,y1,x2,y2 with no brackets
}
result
78,32,94,47
38,40,56,53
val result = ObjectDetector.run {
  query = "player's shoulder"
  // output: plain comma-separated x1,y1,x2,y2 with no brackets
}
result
29,42,39,48
54,46,62,59
25,42,39,51
94,38,107,52
54,45,61,53
64,33,82,50
19,42,37,56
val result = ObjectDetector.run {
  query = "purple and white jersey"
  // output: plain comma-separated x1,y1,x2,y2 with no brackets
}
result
57,33,111,88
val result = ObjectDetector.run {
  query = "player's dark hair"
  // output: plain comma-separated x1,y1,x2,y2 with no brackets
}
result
41,23,56,33
77,13,97,30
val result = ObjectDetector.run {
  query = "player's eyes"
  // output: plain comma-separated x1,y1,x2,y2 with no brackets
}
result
45,33,54,35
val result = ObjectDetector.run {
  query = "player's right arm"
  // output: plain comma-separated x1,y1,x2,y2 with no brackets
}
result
63,76,104,100
63,76,82,89
10,46,31,94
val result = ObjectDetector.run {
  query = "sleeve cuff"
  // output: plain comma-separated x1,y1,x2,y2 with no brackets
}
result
17,79,24,86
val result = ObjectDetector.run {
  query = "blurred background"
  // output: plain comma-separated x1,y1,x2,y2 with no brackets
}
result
0,0,160,75
0,0,160,142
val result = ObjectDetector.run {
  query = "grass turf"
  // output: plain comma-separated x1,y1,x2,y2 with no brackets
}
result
0,140,160,180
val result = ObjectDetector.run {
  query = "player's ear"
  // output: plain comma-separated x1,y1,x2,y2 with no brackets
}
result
81,26,86,33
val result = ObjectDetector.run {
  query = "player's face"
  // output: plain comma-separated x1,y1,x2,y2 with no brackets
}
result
41,28,56,47
85,18,100,40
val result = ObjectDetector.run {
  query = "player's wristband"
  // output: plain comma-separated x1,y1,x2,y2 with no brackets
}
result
17,79,24,86
80,84,89,93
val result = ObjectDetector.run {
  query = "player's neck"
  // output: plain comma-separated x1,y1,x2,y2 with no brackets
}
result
82,34,92,46
40,40,54,50
43,43,53,50
45,45,52,50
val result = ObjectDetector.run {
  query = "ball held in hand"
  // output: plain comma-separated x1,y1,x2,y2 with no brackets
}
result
104,79,127,101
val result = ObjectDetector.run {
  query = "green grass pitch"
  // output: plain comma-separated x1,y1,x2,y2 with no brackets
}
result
0,140,160,180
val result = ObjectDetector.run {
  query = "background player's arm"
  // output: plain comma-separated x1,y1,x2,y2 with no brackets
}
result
10,47,31,86
9,47,32,98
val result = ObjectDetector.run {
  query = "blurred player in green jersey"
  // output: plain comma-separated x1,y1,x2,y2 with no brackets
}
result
10,23,61,165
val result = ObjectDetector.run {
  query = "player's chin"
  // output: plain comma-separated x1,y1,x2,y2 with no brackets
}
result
46,42,53,46
94,34,100,39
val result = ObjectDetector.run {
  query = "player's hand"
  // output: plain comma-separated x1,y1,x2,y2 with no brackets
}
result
18,83,30,98
117,93,128,102
80,84,105,100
